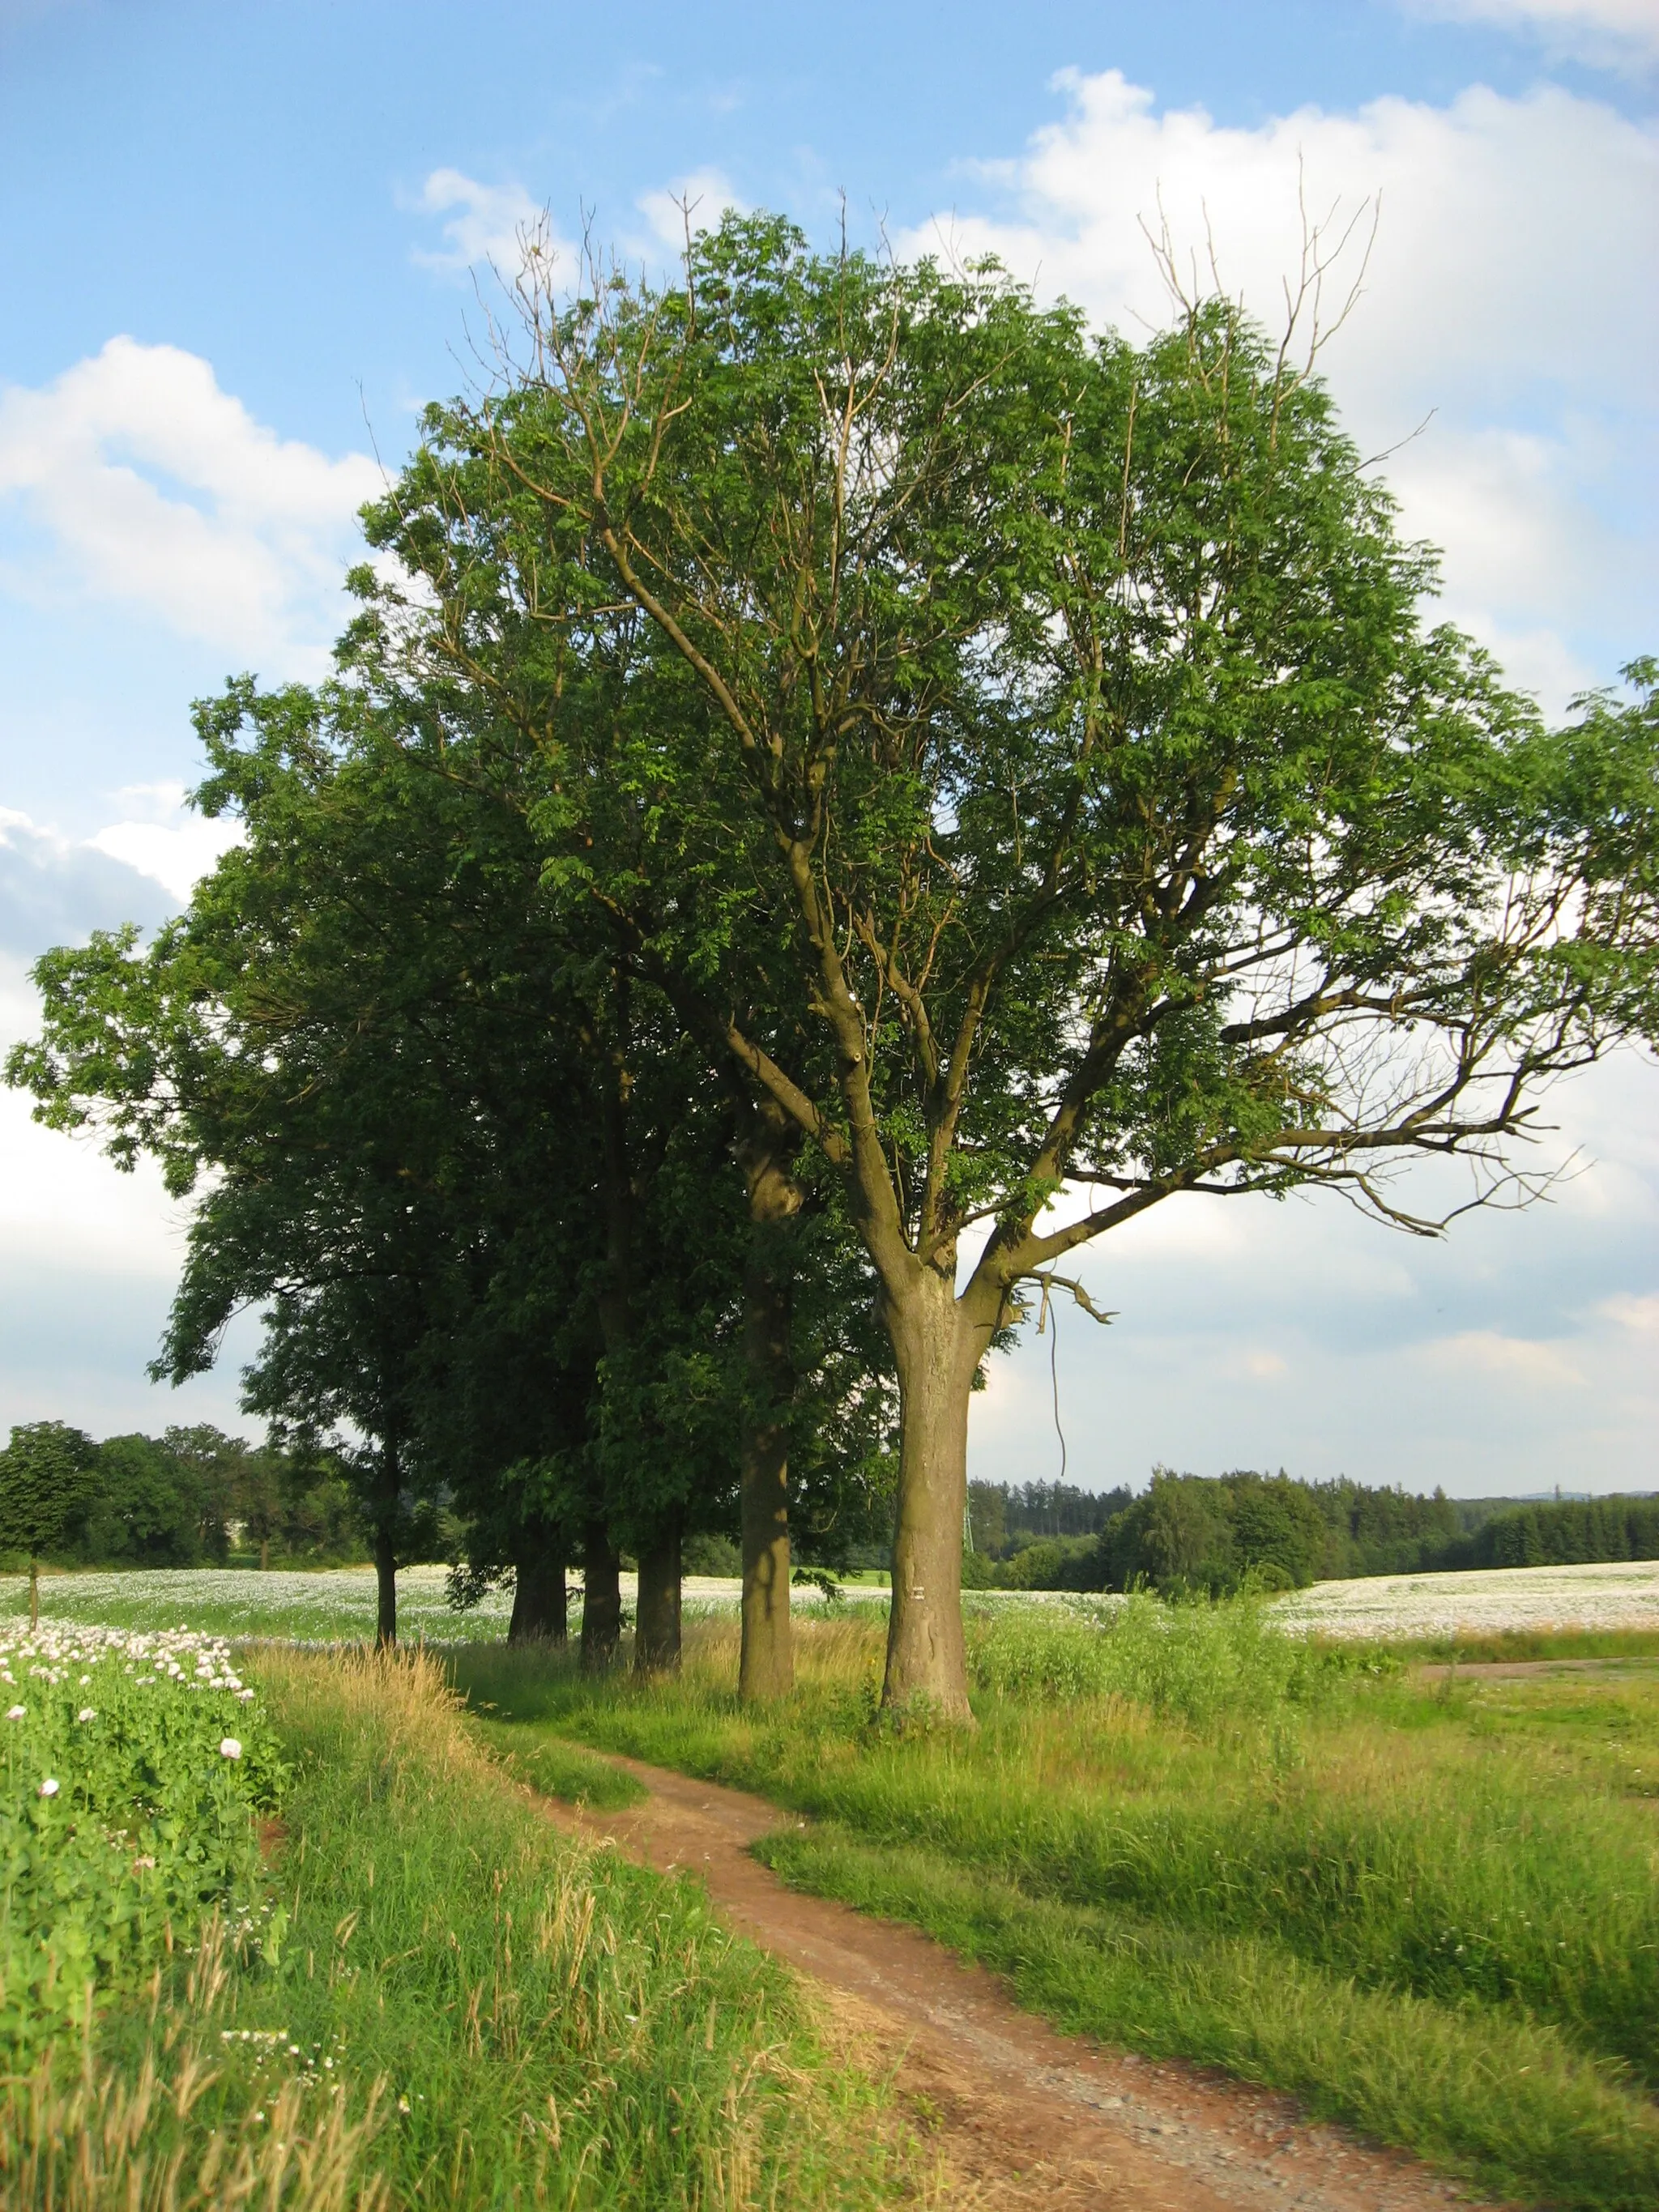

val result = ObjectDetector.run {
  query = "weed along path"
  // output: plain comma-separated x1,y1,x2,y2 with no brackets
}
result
539,1750,1503,2212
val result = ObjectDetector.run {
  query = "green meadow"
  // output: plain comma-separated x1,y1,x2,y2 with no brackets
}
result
455,1599,1659,2212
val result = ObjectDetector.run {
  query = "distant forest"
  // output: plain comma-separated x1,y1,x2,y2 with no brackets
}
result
963,1473,1659,1596
2,1421,1654,1597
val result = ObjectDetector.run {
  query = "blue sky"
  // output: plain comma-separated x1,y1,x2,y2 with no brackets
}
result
1,0,1655,1494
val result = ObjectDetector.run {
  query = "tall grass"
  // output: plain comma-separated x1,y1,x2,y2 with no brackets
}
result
456,1605,1659,2211
5,1646,916,2211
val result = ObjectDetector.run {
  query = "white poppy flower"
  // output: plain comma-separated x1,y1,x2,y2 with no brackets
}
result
219,1737,243,1759
38,1778,58,1797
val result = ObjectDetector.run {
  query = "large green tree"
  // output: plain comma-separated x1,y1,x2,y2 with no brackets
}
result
0,1421,96,1626
352,214,1657,1715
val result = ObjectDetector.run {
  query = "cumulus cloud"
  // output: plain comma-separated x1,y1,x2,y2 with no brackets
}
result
0,339,382,669
0,809,260,1437
0,806,174,959
904,71,1657,711
413,167,569,275
1400,0,1659,68
87,783,243,904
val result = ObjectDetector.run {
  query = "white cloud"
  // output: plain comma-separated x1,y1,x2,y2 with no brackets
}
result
0,338,381,669
637,167,746,251
1419,1329,1586,1385
87,783,243,903
1599,1292,1659,1335
414,168,565,275
1401,0,1659,68
0,804,173,957
905,71,1657,713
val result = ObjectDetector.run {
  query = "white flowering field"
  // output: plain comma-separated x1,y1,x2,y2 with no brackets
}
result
0,1620,283,2056
0,1563,880,1641
0,1564,514,1642
1273,1558,1659,1641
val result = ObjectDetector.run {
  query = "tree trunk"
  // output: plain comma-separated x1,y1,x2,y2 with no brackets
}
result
581,1520,622,1671
509,1541,568,1644
635,1519,683,1675
258,1536,270,1572
737,1115,800,1702
373,1519,397,1650
881,1268,986,1721
373,1439,400,1651
28,1558,38,1631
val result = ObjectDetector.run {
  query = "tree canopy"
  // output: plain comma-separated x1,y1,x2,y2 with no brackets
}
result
6,211,1655,1710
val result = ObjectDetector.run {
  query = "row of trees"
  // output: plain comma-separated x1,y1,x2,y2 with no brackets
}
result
0,1421,367,1590
968,1472,1659,1594
8,214,1656,1711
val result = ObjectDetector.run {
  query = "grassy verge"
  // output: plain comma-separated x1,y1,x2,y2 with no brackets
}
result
454,1607,1659,2212
2,1645,917,2210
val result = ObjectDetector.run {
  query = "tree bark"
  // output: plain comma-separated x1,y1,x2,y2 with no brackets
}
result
737,1107,800,1701
372,1439,400,1651
509,1538,568,1644
373,1519,397,1650
635,1518,683,1674
581,1519,622,1671
881,1268,987,1721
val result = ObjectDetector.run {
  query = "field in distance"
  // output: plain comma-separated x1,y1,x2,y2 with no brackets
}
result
8,1558,1659,1647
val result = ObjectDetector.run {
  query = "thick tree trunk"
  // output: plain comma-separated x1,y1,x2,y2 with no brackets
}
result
581,1520,622,1671
373,1440,400,1651
258,1536,270,1572
635,1519,683,1675
509,1540,568,1644
373,1522,397,1651
881,1269,986,1721
737,1117,799,1702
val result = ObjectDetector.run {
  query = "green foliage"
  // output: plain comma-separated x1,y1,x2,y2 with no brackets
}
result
0,1621,281,2059
491,1607,1659,2208
0,1423,97,1568
965,1590,1345,1726
1471,1494,1659,1570
757,1829,1659,2212
154,1647,907,2208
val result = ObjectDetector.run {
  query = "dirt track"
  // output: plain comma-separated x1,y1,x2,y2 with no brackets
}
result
544,1752,1506,2212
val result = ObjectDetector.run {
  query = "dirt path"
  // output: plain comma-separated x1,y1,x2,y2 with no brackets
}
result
544,1752,1504,2212
1413,1656,1656,1681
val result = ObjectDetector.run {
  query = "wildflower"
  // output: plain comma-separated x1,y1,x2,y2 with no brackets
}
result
398,2095,412,2115
237,1688,256,1701
132,1855,156,1870
220,1737,242,1759
6,1706,24,1721
38,1778,58,1797
77,1707,96,1722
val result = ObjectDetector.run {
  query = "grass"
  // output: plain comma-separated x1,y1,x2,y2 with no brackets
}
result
3,1644,919,2210
453,1602,1659,2212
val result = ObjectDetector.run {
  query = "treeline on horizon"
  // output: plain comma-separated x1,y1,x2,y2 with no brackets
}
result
963,1471,1659,1595
0,1421,761,1581
0,1421,369,1571
4,1422,1653,1599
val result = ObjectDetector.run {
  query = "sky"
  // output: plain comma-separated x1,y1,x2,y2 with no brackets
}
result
0,0,1654,1496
